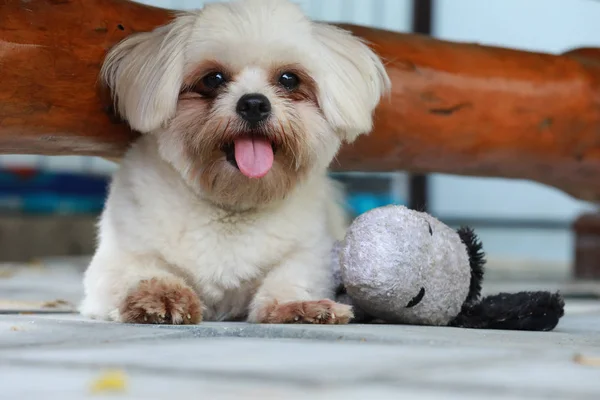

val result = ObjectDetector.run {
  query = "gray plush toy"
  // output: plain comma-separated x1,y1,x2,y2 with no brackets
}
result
333,205,565,331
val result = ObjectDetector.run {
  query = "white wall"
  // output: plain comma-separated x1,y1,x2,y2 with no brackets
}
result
435,0,600,53
430,0,600,264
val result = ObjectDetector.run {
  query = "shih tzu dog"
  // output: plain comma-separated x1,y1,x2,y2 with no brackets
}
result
80,0,390,324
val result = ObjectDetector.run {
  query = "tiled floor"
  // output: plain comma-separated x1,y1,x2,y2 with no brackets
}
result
1,259,600,399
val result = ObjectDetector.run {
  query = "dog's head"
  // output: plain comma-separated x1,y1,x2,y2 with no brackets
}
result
102,0,390,210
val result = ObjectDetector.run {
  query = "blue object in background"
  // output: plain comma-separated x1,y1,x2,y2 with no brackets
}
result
0,168,109,214
331,172,408,218
345,192,405,217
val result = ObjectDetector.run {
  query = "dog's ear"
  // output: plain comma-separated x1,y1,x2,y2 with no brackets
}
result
312,23,391,143
100,13,195,133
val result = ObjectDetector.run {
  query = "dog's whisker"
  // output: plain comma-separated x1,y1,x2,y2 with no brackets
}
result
214,118,225,138
277,117,292,164
222,118,232,138
286,119,302,171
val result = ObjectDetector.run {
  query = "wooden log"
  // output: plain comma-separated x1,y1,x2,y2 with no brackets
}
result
0,0,171,157
1,0,600,201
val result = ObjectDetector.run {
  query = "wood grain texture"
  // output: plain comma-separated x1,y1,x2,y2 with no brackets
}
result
1,1,600,200
0,0,171,156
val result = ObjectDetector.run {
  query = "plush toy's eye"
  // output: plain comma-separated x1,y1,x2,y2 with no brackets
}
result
406,287,425,308
427,222,433,235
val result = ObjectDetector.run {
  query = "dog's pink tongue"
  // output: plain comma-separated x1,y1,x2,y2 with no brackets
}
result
234,137,274,179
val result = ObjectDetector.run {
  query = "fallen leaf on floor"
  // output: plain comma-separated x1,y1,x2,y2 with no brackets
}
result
573,353,600,367
89,370,128,394
41,299,72,308
0,268,15,279
28,259,46,268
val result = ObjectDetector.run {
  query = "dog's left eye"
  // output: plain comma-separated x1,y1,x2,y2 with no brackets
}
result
278,72,300,90
202,72,227,90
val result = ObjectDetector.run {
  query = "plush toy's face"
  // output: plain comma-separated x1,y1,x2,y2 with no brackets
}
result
340,205,472,325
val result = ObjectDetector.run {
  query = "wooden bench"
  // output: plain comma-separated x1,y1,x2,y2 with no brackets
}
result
2,0,599,274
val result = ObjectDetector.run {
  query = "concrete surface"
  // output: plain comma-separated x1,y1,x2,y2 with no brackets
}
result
2,259,600,399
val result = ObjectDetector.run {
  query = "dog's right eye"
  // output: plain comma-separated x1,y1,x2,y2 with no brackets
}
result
192,72,227,96
202,72,226,89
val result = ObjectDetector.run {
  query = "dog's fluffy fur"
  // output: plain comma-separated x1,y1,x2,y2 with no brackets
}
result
80,0,390,324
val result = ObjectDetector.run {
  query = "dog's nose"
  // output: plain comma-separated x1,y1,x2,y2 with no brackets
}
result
236,93,271,125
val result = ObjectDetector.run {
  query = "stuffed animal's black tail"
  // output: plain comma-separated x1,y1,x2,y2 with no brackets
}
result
449,291,565,331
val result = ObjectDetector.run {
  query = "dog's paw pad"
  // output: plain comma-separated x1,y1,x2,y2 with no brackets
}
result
119,278,202,325
260,299,353,325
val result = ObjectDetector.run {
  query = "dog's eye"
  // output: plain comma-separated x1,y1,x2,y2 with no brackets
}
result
192,72,227,96
278,72,300,90
202,72,227,90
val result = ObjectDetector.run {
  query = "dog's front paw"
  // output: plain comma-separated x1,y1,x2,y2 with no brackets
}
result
258,299,353,324
119,278,202,325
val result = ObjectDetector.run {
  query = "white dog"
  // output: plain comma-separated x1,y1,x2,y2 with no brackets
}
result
80,0,390,325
